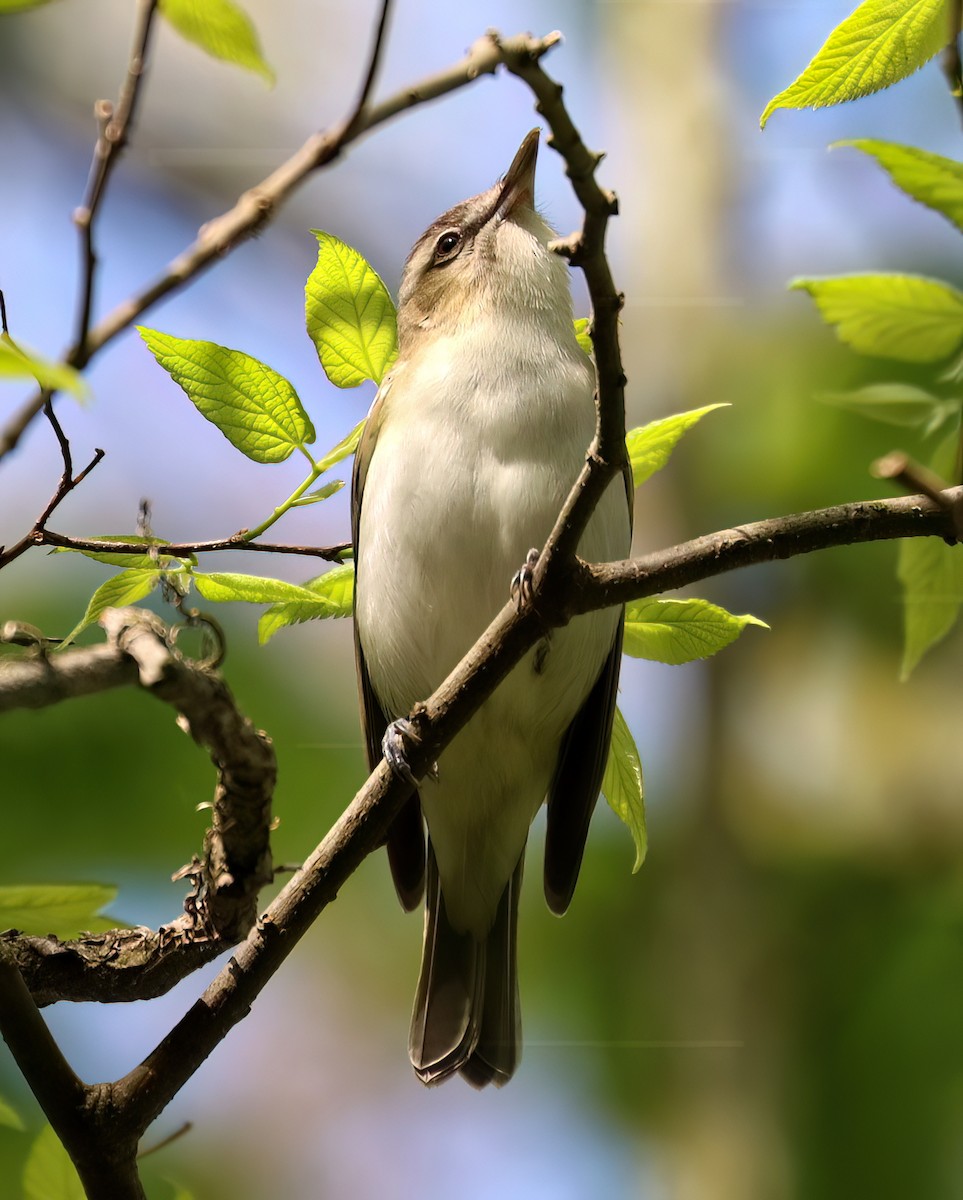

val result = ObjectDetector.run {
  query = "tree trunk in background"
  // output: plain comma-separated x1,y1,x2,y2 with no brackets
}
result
603,5,790,1197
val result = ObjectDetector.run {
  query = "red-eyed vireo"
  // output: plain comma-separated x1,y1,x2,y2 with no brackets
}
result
351,129,632,1087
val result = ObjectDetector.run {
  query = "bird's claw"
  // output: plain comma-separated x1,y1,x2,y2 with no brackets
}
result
382,718,437,786
511,547,540,610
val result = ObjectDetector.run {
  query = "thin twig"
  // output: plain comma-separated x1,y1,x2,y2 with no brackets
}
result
38,530,351,561
0,407,105,570
0,30,562,463
137,1122,192,1159
341,0,394,140
873,450,963,540
73,0,161,359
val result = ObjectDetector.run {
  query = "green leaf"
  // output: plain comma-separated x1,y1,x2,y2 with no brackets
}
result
315,418,366,473
601,707,646,873
792,274,963,363
623,597,768,664
573,317,594,357
897,428,963,676
23,1125,85,1200
0,1095,25,1132
192,572,326,605
898,536,963,677
819,383,959,431
60,568,163,646
258,563,354,643
159,0,274,83
51,534,193,570
0,884,119,938
837,139,963,234
0,334,88,399
760,0,950,128
139,328,314,463
626,404,727,489
290,479,345,507
0,0,61,13
306,232,398,388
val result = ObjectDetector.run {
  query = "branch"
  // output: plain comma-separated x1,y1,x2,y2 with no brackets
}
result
73,0,161,359
575,487,963,612
498,37,627,582
0,607,276,1003
27,483,946,1137
37,529,351,562
0,952,144,1200
0,405,105,570
0,30,562,463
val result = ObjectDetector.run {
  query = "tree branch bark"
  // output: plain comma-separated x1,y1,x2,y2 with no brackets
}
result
0,30,562,463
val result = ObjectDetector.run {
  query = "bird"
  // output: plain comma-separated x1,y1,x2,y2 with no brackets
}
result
351,129,632,1087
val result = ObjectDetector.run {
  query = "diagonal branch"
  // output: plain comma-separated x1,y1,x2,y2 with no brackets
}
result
0,405,105,570
498,36,627,583
0,30,562,463
1,482,940,1138
4,487,956,1013
73,0,161,359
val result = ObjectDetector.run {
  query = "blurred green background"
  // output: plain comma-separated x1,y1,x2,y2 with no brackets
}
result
3,1,963,1197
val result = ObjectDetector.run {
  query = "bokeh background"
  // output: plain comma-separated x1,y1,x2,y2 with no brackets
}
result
3,1,963,1197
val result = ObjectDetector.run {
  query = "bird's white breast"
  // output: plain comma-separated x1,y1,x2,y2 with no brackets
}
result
356,317,630,933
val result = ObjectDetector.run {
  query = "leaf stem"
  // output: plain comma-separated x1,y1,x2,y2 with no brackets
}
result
242,461,324,542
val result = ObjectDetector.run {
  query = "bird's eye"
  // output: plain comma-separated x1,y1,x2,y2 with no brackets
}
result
433,230,462,261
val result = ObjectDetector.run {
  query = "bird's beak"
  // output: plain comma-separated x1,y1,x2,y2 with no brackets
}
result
494,129,540,222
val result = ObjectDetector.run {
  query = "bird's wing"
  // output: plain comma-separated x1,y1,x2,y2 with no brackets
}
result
351,386,426,911
543,621,623,915
543,463,633,915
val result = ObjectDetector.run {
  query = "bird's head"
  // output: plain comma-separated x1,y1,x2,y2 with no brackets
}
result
396,129,571,346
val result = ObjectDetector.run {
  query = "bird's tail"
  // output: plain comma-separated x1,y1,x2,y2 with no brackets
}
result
408,843,522,1088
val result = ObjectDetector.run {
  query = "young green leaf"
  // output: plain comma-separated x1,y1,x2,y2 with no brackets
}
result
898,536,963,678
760,0,949,128
51,534,194,570
23,1125,85,1200
836,139,963,234
60,568,163,646
315,418,366,473
0,884,119,938
306,232,398,388
819,383,959,432
623,597,768,665
258,563,354,643
0,1095,25,1132
159,0,274,83
601,707,646,873
573,317,594,357
626,404,727,489
792,274,963,363
192,572,328,605
139,328,314,462
290,479,345,507
0,0,60,14
0,333,88,399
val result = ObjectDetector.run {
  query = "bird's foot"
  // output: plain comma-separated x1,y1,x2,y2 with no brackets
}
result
382,717,437,786
511,547,540,610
